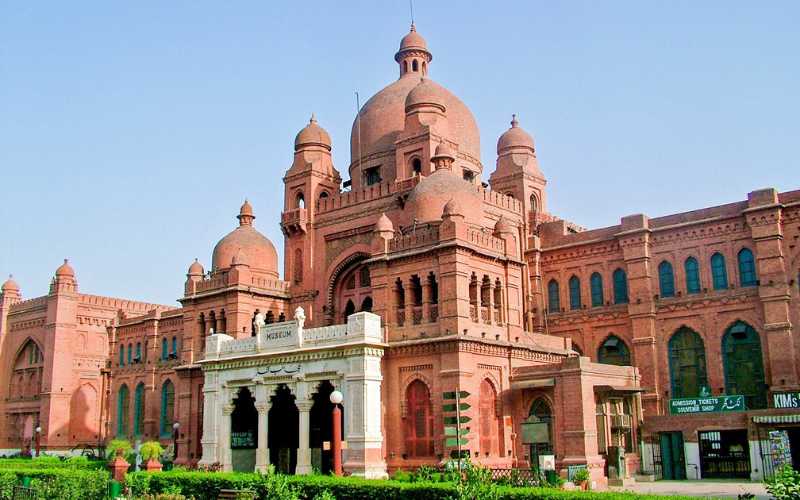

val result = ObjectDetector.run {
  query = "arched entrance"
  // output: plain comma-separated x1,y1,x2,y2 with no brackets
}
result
524,398,553,467
722,321,766,409
268,385,299,473
230,387,258,472
309,381,343,474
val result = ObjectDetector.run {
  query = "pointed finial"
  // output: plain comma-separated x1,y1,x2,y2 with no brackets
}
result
64,258,69,264
510,114,519,128
410,22,416,32
310,113,317,124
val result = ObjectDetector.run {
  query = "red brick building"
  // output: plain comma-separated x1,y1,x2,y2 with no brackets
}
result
1,23,798,484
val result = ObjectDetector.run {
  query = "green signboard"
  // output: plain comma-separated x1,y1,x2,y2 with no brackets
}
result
231,431,256,449
443,416,471,425
443,391,470,400
445,437,469,447
443,403,470,412
669,395,745,415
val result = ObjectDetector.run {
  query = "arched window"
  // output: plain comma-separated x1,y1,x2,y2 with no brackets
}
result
296,192,305,209
668,328,708,398
412,59,419,72
127,343,132,365
344,299,355,320
547,279,560,313
134,383,145,436
171,336,178,357
160,380,175,436
360,296,373,312
723,321,766,409
117,384,129,437
278,312,285,322
293,248,303,284
119,345,125,366
530,194,538,213
738,248,757,287
568,276,581,310
318,191,329,201
479,379,501,457
613,268,629,304
265,311,274,324
421,61,427,75
403,60,409,73
598,335,631,366
711,253,728,290
590,272,604,307
405,380,433,457
526,399,553,463
359,267,371,287
161,337,167,361
411,157,422,175
135,342,141,362
658,261,675,298
685,257,701,294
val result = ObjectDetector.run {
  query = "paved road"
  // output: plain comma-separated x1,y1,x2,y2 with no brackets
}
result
610,480,770,499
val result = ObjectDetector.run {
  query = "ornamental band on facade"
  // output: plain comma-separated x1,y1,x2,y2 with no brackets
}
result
1,21,799,487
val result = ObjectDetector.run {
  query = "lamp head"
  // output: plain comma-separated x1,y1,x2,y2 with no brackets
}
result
329,390,344,405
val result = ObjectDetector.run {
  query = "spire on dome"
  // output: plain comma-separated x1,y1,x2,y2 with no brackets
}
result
237,199,255,226
510,114,519,128
396,23,432,77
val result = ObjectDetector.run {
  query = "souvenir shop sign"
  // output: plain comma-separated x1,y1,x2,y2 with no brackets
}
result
669,395,745,415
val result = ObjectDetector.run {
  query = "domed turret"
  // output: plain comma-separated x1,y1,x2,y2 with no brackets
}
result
494,216,515,235
374,213,394,233
431,142,456,170
212,201,279,277
405,78,447,113
2,275,20,294
187,259,204,277
442,198,464,219
497,114,535,155
395,23,432,77
55,259,75,279
294,114,332,152
406,168,482,224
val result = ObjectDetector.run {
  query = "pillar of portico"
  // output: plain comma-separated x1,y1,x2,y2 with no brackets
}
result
421,278,432,323
486,279,495,325
254,384,270,472
296,400,314,474
220,404,234,471
404,280,414,325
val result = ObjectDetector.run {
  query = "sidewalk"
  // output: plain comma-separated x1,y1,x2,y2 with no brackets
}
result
610,480,769,499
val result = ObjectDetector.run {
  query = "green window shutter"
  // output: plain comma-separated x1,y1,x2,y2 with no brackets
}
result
685,257,701,294
569,276,581,310
590,273,604,307
711,253,728,290
658,261,675,297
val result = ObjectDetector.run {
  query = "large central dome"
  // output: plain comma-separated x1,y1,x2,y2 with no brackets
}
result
349,25,481,169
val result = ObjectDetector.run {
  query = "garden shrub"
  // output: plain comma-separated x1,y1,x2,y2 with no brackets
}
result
766,465,800,500
141,441,165,461
0,467,110,500
0,471,16,499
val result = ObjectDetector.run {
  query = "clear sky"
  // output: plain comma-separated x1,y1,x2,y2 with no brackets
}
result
1,1,797,306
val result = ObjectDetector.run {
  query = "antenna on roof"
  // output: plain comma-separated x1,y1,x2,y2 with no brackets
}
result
409,0,414,25
355,91,362,187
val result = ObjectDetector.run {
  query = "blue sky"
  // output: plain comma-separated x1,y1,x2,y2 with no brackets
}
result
1,1,797,305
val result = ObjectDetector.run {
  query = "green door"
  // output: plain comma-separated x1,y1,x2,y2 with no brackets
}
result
660,432,686,480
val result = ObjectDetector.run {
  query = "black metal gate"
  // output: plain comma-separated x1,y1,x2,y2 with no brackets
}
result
698,430,750,479
639,436,663,480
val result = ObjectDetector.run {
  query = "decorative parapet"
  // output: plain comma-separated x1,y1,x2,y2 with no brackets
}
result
203,309,384,361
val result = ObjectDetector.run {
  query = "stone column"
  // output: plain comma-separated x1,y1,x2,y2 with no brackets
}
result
475,276,483,323
256,390,269,472
220,404,234,471
296,401,313,475
403,280,413,325
486,278,495,325
421,277,431,323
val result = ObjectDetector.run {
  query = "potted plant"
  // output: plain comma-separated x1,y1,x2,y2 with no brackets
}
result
140,441,165,472
572,467,591,490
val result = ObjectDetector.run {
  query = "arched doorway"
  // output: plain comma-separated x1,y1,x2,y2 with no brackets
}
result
723,321,766,409
524,398,553,467
598,335,631,366
404,380,434,458
335,262,372,323
230,387,258,472
668,327,708,398
309,381,343,474
269,385,299,473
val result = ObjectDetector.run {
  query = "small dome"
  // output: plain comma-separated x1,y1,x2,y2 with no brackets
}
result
406,168,482,224
431,142,456,163
55,259,75,278
497,114,535,155
187,259,204,276
397,23,429,56
212,204,279,277
442,198,463,218
2,275,19,293
405,78,447,112
494,217,515,234
374,213,394,232
295,114,331,151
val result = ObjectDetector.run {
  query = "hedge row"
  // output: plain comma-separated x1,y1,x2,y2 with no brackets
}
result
127,470,701,500
0,466,110,500
0,456,105,470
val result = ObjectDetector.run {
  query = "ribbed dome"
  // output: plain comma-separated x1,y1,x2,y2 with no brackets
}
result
55,259,75,278
351,76,480,166
294,114,331,151
405,78,447,112
2,275,19,293
497,114,535,155
211,203,279,277
398,23,428,53
187,259,204,276
406,169,482,224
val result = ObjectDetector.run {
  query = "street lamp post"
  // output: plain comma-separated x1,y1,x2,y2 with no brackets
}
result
34,426,41,457
172,422,180,462
329,390,344,476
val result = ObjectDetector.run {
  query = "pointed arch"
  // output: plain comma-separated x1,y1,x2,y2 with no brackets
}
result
668,327,708,398
568,275,581,310
590,272,604,307
722,321,766,409
479,378,501,457
134,382,146,436
738,248,757,286
160,379,175,436
612,268,629,304
711,252,729,290
117,384,130,437
598,334,631,366
547,279,560,313
404,379,433,457
658,260,675,297
684,257,701,294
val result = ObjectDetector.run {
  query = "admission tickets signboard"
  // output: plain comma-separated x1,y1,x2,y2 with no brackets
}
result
668,395,745,415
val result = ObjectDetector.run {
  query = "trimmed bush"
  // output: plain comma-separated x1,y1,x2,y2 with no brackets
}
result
0,456,105,471
126,470,705,500
0,467,110,500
